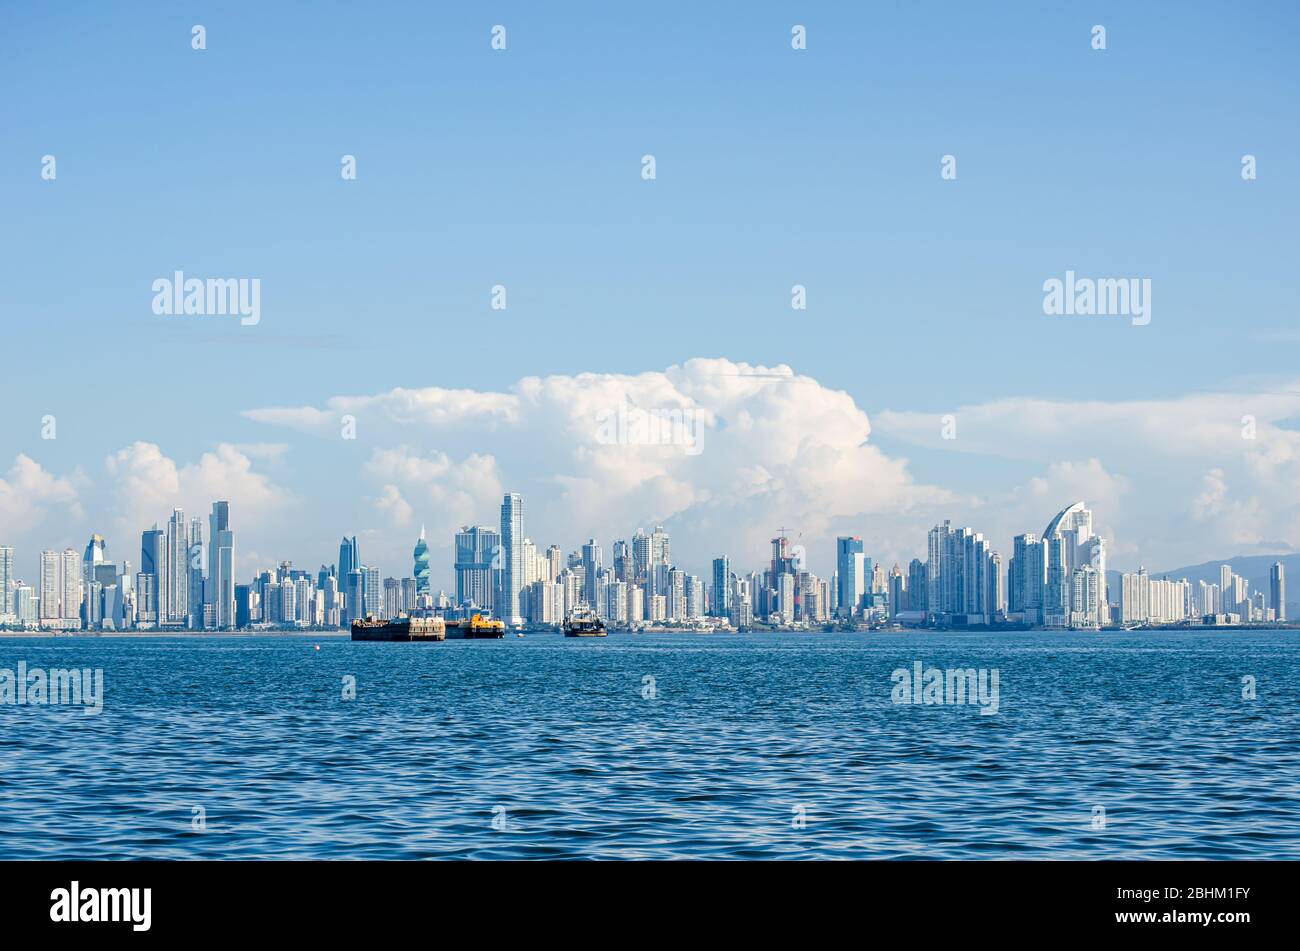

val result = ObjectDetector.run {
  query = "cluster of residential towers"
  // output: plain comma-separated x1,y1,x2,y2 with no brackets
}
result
0,497,1287,630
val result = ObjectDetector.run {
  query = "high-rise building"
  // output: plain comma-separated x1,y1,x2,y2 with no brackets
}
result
186,516,205,629
1270,562,1286,622
711,556,731,617
1071,565,1102,629
39,550,60,621
835,537,865,618
413,527,430,594
0,546,14,621
207,501,234,629
15,584,37,626
1010,533,1046,622
581,538,602,607
362,566,381,618
454,525,500,610
612,540,631,583
338,536,359,622
163,509,189,626
345,569,364,623
1041,502,1106,626
60,547,80,626
139,527,164,622
383,577,403,619
500,493,524,625
888,563,906,617
907,558,927,615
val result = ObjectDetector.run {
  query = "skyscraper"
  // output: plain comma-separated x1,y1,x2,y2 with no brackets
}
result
363,565,381,618
711,556,731,616
454,525,500,610
581,538,602,607
140,526,164,623
1011,533,1046,623
187,516,205,629
888,563,906,617
907,558,928,615
500,493,524,625
1041,501,1106,626
39,550,60,622
209,505,234,629
413,526,430,594
207,501,234,629
339,535,359,622
612,540,631,583
1271,562,1286,622
0,546,14,621
835,536,865,618
60,547,80,626
164,509,189,626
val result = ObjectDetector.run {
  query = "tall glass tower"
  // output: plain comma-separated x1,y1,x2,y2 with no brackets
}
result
413,526,430,594
500,493,524,625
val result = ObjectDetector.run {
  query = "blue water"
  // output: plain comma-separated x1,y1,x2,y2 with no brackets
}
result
1,630,1296,859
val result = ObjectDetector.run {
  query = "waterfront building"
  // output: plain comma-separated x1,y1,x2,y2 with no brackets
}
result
362,565,381,618
581,538,602,607
1270,562,1286,622
207,501,234,629
15,584,37,626
0,545,14,622
835,537,864,617
454,525,500,612
500,493,525,625
187,516,205,629
383,577,403,619
711,556,731,617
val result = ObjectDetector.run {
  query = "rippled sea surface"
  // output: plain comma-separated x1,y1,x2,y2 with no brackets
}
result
1,630,1297,859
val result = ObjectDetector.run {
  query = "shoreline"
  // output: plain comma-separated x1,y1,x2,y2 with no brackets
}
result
2,626,1297,638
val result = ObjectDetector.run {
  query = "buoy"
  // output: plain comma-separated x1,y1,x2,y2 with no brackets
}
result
314,645,321,651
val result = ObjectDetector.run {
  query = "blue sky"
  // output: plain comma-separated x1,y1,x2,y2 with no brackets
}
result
2,2,1298,584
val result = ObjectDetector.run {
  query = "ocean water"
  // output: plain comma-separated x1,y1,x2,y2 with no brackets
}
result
0,630,1296,860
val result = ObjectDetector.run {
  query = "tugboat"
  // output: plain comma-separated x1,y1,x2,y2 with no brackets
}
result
443,613,507,639
564,605,607,637
351,613,445,641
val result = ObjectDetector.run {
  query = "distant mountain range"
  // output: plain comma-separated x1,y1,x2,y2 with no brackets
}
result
1105,553,1298,612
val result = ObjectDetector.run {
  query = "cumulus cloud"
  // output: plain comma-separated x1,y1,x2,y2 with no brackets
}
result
240,362,1300,575
0,454,86,543
357,445,498,543
243,387,519,435
875,385,1300,567
247,358,953,576
105,442,291,528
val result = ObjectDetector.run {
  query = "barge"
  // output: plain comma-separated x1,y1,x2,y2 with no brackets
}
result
443,613,506,639
350,614,446,641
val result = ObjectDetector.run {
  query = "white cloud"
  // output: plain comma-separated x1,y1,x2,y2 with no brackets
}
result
0,454,86,544
242,364,1300,575
875,385,1300,567
103,444,295,545
249,358,954,576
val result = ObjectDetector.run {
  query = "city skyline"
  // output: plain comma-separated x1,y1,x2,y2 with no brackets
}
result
0,491,1290,631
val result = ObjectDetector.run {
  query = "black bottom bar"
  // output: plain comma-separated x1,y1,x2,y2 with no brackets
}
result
0,860,1289,939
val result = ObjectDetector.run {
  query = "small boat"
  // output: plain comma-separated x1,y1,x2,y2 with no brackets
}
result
563,605,607,637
